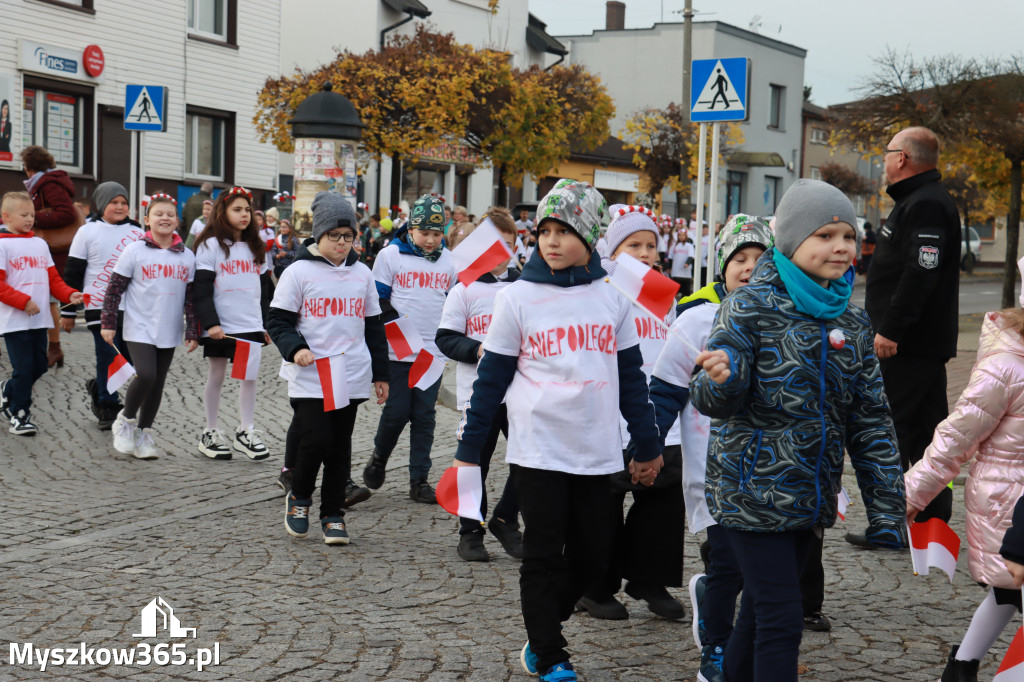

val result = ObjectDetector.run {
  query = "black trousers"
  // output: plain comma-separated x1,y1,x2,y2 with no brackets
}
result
880,354,952,522
515,465,610,673
123,342,175,429
290,398,364,518
799,530,824,615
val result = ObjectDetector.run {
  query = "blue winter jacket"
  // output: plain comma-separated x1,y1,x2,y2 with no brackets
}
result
689,250,905,547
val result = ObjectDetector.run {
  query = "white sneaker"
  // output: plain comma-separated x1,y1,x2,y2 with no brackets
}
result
111,410,137,454
198,428,231,460
133,428,160,460
233,426,269,460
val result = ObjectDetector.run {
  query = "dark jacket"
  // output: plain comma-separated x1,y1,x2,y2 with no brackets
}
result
266,239,388,383
689,251,905,545
30,170,77,235
864,169,960,359
1001,493,1024,566
270,234,299,272
434,267,521,363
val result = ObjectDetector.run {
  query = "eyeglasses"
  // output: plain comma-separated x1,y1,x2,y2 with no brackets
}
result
884,148,903,155
324,231,355,242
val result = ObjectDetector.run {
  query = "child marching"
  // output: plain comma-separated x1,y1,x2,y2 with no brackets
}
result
192,187,272,461
104,193,198,459
268,192,389,544
0,191,83,435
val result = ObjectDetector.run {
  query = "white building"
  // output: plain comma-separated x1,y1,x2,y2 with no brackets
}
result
278,0,567,215
0,0,281,209
555,6,807,218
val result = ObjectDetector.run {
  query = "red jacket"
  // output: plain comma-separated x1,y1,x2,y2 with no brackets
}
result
30,169,77,233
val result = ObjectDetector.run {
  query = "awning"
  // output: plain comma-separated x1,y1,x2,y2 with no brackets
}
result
526,14,568,56
728,151,786,167
382,0,431,19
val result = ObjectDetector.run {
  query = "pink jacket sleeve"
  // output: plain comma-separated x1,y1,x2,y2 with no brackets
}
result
904,356,1012,511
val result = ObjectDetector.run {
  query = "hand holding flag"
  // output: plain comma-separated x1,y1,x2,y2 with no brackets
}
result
909,518,961,583
385,317,424,361
230,339,262,380
436,465,484,522
107,353,135,393
450,218,513,286
315,355,350,411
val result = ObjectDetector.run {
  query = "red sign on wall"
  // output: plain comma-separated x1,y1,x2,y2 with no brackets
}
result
83,45,104,77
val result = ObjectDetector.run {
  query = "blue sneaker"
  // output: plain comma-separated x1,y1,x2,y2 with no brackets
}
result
689,572,707,650
541,662,576,681
697,645,724,682
520,641,539,676
285,492,311,538
321,516,349,545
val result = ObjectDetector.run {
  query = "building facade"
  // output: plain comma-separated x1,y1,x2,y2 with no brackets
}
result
0,0,282,213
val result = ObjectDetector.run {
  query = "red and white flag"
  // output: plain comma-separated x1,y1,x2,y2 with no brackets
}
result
995,625,1024,681
409,349,445,390
450,218,513,286
385,317,424,361
436,466,484,522
607,252,680,320
230,339,262,380
837,487,852,521
106,353,135,393
909,518,961,583
315,355,350,411
82,293,92,306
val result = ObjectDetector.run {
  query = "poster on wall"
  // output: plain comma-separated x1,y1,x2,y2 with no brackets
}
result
0,73,16,164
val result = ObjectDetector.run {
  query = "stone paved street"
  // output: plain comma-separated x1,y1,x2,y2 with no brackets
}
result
0,326,1010,681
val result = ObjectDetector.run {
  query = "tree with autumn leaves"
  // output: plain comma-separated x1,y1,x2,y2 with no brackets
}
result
254,26,613,208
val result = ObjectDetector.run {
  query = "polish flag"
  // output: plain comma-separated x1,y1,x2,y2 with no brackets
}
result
995,626,1024,681
909,518,961,583
409,349,445,390
106,353,135,393
837,487,852,521
230,339,262,380
436,466,484,522
385,317,424,360
607,252,680,320
450,218,513,286
315,355,350,411
82,293,92,306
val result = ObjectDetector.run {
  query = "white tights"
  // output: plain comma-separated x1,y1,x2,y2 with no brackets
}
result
956,588,1018,661
204,357,257,431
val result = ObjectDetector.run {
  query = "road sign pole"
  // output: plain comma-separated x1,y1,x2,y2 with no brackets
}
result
129,130,138,221
708,122,721,280
137,132,146,220
693,122,707,290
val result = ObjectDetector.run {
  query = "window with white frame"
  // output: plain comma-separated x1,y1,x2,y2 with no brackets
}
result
186,112,225,180
22,86,85,174
810,166,822,181
854,195,866,216
810,127,828,144
188,0,228,41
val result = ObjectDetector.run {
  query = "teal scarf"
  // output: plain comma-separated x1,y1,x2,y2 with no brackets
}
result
772,249,852,320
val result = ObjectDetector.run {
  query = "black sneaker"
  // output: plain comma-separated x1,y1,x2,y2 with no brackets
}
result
576,594,628,620
276,469,293,494
457,532,489,562
624,581,685,620
940,644,979,682
343,480,371,508
9,410,37,436
803,612,831,632
198,428,232,460
97,403,121,431
362,452,388,490
409,480,436,504
487,516,524,559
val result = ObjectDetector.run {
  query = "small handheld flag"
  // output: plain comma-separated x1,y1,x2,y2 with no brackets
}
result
837,487,852,521
385,317,424,361
107,353,135,393
436,466,484,522
230,339,262,380
450,218,514,286
606,252,680,320
315,355,350,411
409,349,445,390
995,625,1024,681
909,518,961,583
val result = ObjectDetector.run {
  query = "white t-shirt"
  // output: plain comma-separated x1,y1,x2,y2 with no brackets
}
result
113,241,196,348
514,218,533,236
259,227,275,245
372,243,456,361
189,218,206,237
0,235,56,333
657,232,669,253
652,299,719,534
271,256,381,399
194,240,268,336
437,278,513,406
67,220,145,322
482,278,639,475
669,240,695,279
618,306,681,448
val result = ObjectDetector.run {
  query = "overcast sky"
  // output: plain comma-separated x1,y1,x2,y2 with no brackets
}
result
534,0,1020,106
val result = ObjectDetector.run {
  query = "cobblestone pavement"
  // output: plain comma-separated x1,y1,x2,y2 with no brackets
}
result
0,327,1007,681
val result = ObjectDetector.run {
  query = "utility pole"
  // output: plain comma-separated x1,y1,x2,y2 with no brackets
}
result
679,0,693,218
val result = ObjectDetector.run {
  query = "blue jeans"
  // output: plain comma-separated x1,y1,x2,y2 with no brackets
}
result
373,360,442,482
3,329,48,414
722,527,815,682
90,317,130,405
704,523,744,648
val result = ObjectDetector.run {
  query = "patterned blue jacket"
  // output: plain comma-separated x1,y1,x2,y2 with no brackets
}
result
690,251,905,546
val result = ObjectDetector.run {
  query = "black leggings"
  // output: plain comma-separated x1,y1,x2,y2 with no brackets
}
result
123,342,175,429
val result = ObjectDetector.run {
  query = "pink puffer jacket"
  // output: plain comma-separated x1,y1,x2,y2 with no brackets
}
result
905,312,1024,589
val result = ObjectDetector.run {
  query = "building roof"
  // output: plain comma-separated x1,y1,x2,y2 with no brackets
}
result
381,0,430,19
802,102,828,121
570,136,634,166
555,20,806,58
527,14,568,56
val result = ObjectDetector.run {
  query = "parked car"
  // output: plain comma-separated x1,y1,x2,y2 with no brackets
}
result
962,225,981,273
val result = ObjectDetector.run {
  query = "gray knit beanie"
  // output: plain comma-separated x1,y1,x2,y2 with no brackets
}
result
92,181,128,219
774,179,857,258
604,204,659,255
311,191,357,242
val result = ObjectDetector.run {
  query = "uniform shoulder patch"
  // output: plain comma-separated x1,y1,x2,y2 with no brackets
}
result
918,245,939,269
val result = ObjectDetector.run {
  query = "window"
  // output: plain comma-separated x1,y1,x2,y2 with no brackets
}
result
187,0,237,45
809,166,822,181
853,195,866,216
402,165,446,207
810,127,828,145
726,171,745,216
764,176,781,213
186,107,233,182
21,80,92,174
769,84,785,130
33,0,95,13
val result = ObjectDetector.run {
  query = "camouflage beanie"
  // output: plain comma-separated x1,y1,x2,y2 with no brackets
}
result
408,194,446,232
535,179,607,250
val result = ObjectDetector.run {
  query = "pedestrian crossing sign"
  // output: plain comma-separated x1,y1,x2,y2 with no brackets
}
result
124,85,167,132
690,58,749,122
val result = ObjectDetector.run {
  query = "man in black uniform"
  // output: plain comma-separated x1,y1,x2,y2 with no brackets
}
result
847,127,961,549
